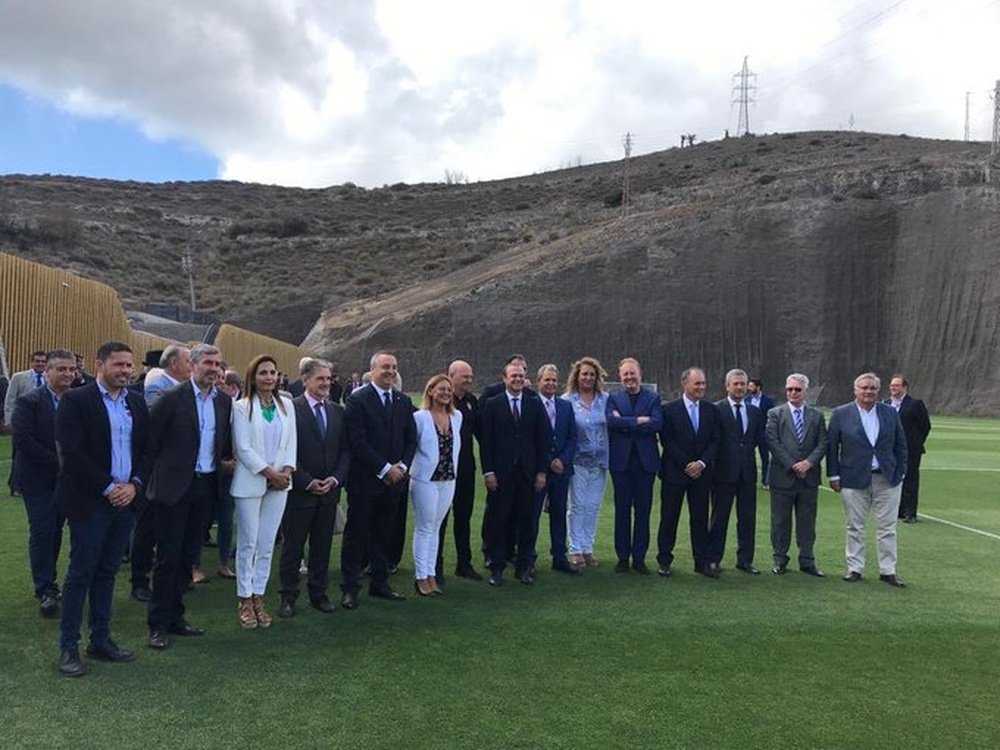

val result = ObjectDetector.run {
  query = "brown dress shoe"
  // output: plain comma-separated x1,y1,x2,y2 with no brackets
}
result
251,594,272,628
191,567,208,584
583,553,599,567
237,597,258,629
217,565,236,579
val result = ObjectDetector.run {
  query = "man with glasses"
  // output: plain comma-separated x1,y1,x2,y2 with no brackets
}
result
765,374,828,577
827,373,908,587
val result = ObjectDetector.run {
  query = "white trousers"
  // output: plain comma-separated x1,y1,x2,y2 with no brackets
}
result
840,474,902,575
234,489,288,598
410,478,455,579
568,465,607,555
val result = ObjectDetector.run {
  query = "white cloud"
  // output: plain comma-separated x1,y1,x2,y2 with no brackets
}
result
0,0,997,187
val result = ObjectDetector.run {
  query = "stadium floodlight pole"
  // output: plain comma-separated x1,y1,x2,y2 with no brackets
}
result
621,131,632,219
965,91,971,142
992,80,1000,164
181,251,196,312
731,56,756,137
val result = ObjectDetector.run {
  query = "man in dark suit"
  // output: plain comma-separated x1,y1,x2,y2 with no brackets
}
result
340,351,416,609
886,375,931,523
145,344,232,650
606,357,662,574
11,349,77,617
827,372,908,587
56,341,151,677
71,353,97,389
278,358,350,617
532,364,579,574
437,359,483,581
746,378,775,488
5,350,48,495
657,367,722,578
709,368,763,575
766,373,828,577
479,360,550,586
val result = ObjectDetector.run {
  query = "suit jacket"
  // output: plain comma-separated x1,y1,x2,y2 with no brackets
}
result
5,369,43,424
606,388,662,473
410,409,463,481
713,398,761,484
542,396,577,477
827,402,908,489
479,391,550,483
54,382,151,522
143,372,180,406
886,395,931,457
231,394,298,498
146,381,233,506
454,390,481,477
748,393,775,445
11,386,60,495
659,397,722,485
765,403,827,489
290,395,350,500
344,384,417,496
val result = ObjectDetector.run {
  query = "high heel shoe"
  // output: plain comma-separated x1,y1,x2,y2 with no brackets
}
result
414,579,432,597
427,576,443,596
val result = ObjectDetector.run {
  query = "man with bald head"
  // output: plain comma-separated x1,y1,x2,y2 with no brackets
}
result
436,360,483,581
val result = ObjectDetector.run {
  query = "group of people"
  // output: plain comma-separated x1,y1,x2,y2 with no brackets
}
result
5,342,931,678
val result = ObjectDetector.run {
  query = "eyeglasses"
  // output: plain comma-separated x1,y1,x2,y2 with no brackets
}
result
785,387,803,392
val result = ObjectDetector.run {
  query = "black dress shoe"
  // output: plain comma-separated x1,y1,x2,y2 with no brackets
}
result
800,566,825,578
902,516,918,524
131,585,153,603
486,573,503,587
59,648,85,677
614,560,630,573
879,573,906,588
657,565,672,578
278,599,295,618
340,592,358,610
518,572,535,586
632,562,651,575
736,563,761,575
168,622,205,636
699,563,720,579
455,565,483,581
843,571,863,582
772,565,788,575
147,629,171,649
85,641,135,662
310,597,336,613
369,587,405,601
40,594,60,617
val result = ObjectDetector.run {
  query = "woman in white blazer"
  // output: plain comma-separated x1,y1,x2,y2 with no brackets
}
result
231,354,296,629
410,374,462,596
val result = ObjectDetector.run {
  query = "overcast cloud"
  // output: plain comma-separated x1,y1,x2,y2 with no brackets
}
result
0,0,996,187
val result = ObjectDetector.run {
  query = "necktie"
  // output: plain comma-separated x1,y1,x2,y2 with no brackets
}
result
734,402,744,434
35,372,44,388
383,391,392,411
794,408,805,445
511,397,520,423
314,402,327,438
545,399,556,428
689,402,699,432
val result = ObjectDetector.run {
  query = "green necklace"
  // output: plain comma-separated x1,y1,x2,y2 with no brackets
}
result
261,401,277,422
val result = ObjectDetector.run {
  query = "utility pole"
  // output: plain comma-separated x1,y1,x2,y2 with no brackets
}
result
621,131,632,218
731,56,756,137
992,81,1000,164
181,251,196,312
965,91,972,141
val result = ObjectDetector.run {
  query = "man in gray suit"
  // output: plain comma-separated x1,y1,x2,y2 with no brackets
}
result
5,350,48,494
827,372,908,587
765,373,827,577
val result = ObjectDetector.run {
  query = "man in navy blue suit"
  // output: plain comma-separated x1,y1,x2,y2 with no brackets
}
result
709,369,763,575
479,360,549,586
657,367,722,578
827,372,908,587
606,357,662,574
746,378,775,487
11,349,77,617
532,364,579,575
56,342,151,677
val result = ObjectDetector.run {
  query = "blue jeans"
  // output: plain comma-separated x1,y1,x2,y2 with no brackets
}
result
59,503,135,651
23,491,65,598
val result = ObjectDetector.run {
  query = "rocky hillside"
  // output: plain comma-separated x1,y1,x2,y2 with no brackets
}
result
2,132,996,413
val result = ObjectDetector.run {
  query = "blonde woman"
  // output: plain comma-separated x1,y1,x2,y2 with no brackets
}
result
409,375,462,596
231,355,297,628
563,357,610,567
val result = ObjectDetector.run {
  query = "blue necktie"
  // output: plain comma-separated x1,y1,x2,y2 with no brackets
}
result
314,402,327,438
689,402,699,432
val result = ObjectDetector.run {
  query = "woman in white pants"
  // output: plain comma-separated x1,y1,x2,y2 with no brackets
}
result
410,374,462,596
231,354,296,629
563,357,609,567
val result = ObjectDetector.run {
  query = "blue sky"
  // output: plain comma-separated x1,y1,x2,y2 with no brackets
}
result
0,85,217,183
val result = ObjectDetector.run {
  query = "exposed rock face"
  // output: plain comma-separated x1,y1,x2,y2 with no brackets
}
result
303,133,999,414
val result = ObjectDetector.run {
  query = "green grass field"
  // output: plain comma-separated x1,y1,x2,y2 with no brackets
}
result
0,416,998,749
